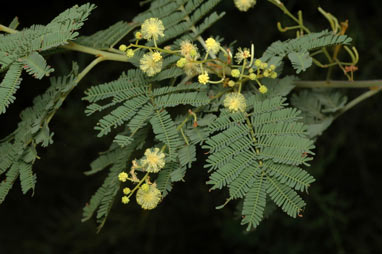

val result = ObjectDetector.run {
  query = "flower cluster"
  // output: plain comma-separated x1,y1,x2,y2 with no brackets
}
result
118,147,165,209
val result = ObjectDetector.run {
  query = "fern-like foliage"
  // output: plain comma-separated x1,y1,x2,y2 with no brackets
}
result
76,21,139,50
0,4,95,114
0,64,79,204
204,96,315,230
261,30,352,72
291,89,347,138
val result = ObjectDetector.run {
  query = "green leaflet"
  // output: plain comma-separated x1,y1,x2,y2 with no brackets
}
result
22,52,54,79
205,96,315,230
288,51,313,74
0,3,95,114
76,21,138,50
150,109,184,162
261,30,352,72
0,63,22,114
0,64,78,204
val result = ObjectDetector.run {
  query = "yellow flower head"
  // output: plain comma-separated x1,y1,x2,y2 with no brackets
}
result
135,31,143,40
271,72,278,79
235,47,251,64
136,183,162,210
205,37,220,54
123,187,131,195
224,92,247,112
176,58,187,68
259,85,268,94
152,52,162,62
140,52,163,76
254,59,262,67
234,0,257,12
119,44,127,52
198,72,210,85
180,40,198,58
118,172,128,182
126,49,135,58
249,73,257,80
141,148,165,173
231,69,241,78
260,62,268,69
141,18,165,41
228,80,236,87
122,196,130,204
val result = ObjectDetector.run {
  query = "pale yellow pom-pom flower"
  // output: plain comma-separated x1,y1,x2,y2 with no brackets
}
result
141,148,165,173
118,172,128,182
123,187,131,195
224,93,247,112
121,196,130,204
141,18,165,41
234,0,257,12
140,52,163,76
231,69,240,78
126,49,135,58
198,72,210,85
136,183,162,210
180,40,198,58
259,85,268,94
235,47,251,64
205,37,220,54
119,44,127,52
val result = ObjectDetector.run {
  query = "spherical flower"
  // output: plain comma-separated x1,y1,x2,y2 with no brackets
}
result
263,70,270,77
235,47,251,64
140,52,163,76
176,58,187,68
140,183,150,192
271,72,278,79
260,62,268,69
249,73,257,80
135,31,142,40
270,64,276,70
180,40,198,58
228,80,236,87
234,0,257,12
123,187,131,195
152,52,162,62
118,172,128,182
254,59,262,67
205,37,220,54
141,18,165,41
141,148,165,173
136,183,162,210
231,69,241,78
224,93,247,112
259,85,268,94
126,49,135,58
198,72,210,85
122,196,130,204
119,44,127,52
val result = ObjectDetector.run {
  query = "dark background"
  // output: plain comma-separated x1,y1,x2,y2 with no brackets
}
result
1,0,381,253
